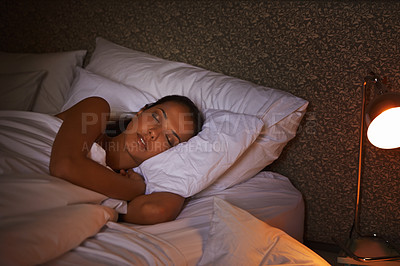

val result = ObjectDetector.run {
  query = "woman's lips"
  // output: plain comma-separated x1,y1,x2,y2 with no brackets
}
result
137,133,147,150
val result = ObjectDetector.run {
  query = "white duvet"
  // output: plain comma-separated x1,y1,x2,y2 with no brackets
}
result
0,111,183,265
0,110,328,265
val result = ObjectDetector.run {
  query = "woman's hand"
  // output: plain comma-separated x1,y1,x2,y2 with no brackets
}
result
117,169,184,225
119,169,146,196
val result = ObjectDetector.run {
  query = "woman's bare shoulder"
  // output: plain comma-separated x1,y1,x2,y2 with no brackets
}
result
56,97,110,121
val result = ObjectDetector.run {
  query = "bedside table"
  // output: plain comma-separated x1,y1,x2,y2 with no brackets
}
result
337,236,400,266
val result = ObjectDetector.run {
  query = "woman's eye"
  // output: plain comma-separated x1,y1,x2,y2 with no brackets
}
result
166,135,177,147
167,138,173,147
152,113,160,123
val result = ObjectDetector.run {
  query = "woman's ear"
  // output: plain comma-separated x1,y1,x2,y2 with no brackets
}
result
137,108,144,116
137,102,155,116
137,105,148,116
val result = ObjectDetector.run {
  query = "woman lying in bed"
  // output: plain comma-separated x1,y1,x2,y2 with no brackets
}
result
50,95,203,225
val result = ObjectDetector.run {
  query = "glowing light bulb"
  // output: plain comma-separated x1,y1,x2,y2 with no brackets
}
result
367,107,400,149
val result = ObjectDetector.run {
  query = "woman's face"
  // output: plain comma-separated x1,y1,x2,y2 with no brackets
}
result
123,101,195,166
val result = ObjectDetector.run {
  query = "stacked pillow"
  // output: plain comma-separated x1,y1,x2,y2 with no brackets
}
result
1,37,308,197
0,51,86,114
0,71,46,111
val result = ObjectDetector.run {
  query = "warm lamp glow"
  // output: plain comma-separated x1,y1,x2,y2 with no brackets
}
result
335,73,400,263
367,107,400,149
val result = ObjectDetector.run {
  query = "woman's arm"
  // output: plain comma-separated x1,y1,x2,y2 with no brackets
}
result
50,97,145,201
121,191,185,224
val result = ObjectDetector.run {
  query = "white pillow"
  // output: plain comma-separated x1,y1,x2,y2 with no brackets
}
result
61,67,157,114
0,71,46,111
198,198,330,266
86,37,308,193
0,50,86,115
134,109,264,197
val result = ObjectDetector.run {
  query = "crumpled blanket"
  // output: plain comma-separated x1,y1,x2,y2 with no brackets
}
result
0,110,127,213
0,110,187,265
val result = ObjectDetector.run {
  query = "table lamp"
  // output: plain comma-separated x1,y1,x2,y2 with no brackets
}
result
336,72,400,264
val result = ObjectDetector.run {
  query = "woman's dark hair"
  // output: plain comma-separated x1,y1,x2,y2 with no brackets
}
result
106,95,204,137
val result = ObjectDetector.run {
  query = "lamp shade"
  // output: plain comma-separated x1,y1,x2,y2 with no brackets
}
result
365,92,400,149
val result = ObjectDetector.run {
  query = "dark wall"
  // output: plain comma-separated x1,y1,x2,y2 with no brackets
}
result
2,0,399,246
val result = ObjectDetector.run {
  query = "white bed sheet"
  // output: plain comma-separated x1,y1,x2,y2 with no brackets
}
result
47,171,306,265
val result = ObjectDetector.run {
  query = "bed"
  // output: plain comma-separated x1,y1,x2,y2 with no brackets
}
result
0,37,329,265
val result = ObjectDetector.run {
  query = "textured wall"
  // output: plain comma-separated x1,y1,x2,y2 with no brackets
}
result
1,0,399,246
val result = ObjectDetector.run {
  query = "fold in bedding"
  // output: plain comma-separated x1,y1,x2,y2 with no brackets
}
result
0,204,117,265
45,222,187,266
0,110,120,265
0,110,62,174
0,110,128,213
0,110,111,176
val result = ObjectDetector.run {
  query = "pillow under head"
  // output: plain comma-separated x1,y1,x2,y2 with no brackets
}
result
61,67,263,197
86,37,308,195
134,109,264,197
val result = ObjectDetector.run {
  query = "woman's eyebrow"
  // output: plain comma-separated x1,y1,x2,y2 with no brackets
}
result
158,107,181,143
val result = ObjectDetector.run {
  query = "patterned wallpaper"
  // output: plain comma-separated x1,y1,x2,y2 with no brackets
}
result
1,0,399,246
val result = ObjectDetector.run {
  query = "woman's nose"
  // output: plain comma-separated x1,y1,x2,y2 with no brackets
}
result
147,126,161,141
